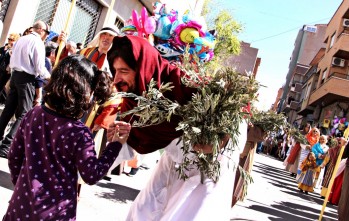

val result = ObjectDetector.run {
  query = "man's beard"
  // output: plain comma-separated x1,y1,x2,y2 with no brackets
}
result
116,81,135,93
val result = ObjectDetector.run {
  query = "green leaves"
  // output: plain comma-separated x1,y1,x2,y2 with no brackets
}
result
288,127,309,145
250,110,288,134
119,65,260,183
119,79,179,127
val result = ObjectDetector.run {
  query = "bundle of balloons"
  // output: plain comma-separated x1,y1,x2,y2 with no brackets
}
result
331,116,348,137
121,2,216,63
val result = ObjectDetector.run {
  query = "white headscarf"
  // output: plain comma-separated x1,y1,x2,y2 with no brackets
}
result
87,25,119,48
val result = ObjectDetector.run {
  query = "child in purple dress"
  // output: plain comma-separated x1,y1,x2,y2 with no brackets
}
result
3,55,131,221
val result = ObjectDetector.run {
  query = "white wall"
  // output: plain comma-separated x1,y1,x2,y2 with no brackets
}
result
1,0,41,45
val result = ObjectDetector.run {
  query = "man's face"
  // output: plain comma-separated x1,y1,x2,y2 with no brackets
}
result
49,51,56,64
99,32,114,51
66,43,77,54
113,57,136,92
39,27,49,41
7,36,15,47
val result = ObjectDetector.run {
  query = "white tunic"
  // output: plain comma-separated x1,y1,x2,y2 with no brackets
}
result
126,121,247,221
296,143,311,179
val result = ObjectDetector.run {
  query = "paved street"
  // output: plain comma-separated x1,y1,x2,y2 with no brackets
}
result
0,152,339,220
230,154,338,221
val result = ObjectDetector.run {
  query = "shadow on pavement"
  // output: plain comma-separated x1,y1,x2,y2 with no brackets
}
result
280,189,324,204
254,163,292,177
262,173,297,184
230,218,256,221
265,178,300,192
95,182,140,203
245,199,337,221
0,170,13,191
246,204,311,221
249,160,338,221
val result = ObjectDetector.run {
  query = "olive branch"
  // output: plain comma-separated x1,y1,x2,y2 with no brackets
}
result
119,64,260,183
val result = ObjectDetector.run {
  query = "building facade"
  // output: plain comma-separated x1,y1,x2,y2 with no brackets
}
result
277,24,327,126
296,0,349,135
225,41,261,77
271,87,283,112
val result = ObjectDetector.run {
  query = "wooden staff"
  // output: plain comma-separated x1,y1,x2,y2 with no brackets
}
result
54,0,77,67
318,142,346,220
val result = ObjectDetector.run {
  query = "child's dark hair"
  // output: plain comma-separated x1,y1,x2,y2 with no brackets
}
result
43,55,112,119
307,152,315,160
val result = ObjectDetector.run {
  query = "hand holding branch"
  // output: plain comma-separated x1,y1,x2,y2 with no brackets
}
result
107,121,131,144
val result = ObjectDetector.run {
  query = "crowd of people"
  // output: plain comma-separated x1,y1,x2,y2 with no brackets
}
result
257,122,349,220
0,16,347,220
0,18,251,221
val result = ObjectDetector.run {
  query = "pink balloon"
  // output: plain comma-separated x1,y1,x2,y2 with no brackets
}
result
132,10,140,29
144,17,156,34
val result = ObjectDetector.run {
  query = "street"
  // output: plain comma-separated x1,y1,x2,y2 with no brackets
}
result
0,152,339,221
230,154,338,221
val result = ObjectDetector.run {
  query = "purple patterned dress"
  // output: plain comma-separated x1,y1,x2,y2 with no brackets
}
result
3,105,121,220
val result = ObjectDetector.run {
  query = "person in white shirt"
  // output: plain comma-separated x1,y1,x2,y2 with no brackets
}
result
0,20,50,158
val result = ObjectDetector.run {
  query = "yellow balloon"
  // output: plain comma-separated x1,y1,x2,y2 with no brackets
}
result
179,28,199,43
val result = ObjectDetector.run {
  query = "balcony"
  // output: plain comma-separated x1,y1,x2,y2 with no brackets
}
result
298,97,315,116
290,83,303,93
280,100,290,113
332,32,349,59
294,65,309,76
289,100,300,110
281,97,300,113
308,74,349,107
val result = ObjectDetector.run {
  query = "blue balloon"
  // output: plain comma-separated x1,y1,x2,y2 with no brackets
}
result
153,16,172,40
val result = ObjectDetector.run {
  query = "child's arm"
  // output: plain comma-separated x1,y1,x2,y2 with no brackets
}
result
34,77,44,106
34,87,43,106
75,121,131,185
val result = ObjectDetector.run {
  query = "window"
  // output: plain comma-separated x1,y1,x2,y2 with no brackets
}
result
115,17,124,31
329,32,336,49
34,0,101,46
321,69,327,84
0,0,11,22
305,83,312,99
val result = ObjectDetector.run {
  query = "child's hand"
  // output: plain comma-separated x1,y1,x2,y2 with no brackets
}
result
107,121,131,144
